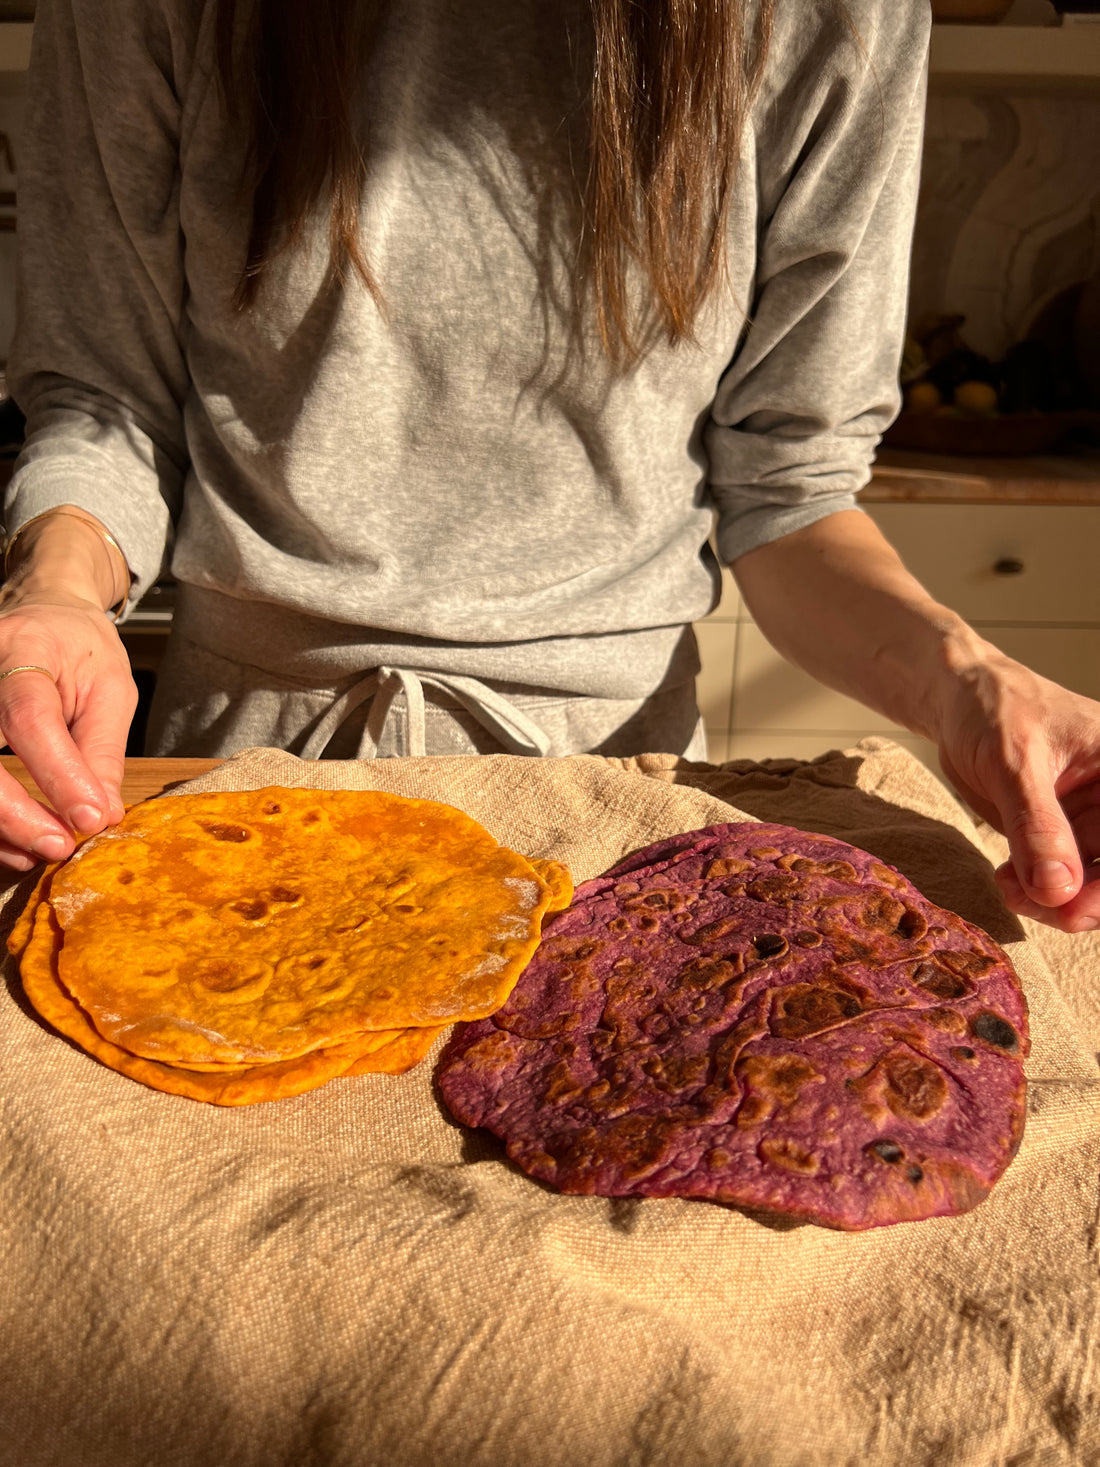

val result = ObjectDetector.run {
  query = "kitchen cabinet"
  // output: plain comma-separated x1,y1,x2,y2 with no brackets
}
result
695,452,1100,770
867,501,1100,623
695,565,945,772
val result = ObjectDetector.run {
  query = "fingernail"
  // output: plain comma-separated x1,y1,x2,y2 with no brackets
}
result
33,833,70,861
68,804,104,835
1072,917,1099,934
1,852,36,873
1029,860,1075,892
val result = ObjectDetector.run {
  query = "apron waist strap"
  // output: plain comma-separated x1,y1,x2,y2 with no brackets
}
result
298,665,555,760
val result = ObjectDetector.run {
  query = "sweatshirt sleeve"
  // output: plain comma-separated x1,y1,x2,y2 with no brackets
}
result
705,2,930,567
4,0,202,609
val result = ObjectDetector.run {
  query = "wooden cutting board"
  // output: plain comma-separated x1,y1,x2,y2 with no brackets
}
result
0,756,223,806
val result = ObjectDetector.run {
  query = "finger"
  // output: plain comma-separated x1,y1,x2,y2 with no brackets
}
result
67,669,137,824
997,857,1100,896
0,671,114,837
994,752,1083,909
1001,894,1100,934
0,839,41,873
999,809,1100,899
995,861,1100,933
0,760,78,861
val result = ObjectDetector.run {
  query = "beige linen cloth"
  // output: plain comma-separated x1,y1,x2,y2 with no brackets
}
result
2,739,1098,1467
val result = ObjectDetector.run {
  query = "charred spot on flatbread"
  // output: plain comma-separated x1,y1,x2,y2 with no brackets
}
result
769,979,867,1039
970,1011,1020,1053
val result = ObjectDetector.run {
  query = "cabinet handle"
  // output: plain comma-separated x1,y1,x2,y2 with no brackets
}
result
992,557,1025,577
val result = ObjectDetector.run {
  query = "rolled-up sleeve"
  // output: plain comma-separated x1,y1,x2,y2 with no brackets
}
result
706,4,930,566
4,0,196,609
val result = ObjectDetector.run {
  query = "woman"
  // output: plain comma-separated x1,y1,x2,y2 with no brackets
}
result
0,0,1097,933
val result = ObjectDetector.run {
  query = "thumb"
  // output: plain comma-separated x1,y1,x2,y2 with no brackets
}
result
998,759,1081,909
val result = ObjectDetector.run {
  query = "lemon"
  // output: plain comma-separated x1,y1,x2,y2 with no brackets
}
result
904,381,942,415
953,380,999,416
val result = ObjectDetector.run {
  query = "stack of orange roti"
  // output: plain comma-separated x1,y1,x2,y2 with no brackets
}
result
8,787,572,1106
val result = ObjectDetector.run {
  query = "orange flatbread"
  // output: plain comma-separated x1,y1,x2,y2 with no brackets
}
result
7,861,60,959
20,905,365,1106
5,815,132,961
342,1025,447,1077
530,859,574,913
46,787,560,1066
136,1026,409,1073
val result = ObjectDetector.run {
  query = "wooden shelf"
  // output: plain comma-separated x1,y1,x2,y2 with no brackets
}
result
0,21,1095,83
930,23,1100,86
0,23,30,72
868,446,1100,504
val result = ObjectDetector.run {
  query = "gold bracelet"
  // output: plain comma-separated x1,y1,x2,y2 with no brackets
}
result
1,507,133,624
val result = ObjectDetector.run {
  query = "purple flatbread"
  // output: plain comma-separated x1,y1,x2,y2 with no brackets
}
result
437,822,1029,1230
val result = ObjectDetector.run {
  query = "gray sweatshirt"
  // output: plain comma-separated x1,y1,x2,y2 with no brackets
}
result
6,0,929,708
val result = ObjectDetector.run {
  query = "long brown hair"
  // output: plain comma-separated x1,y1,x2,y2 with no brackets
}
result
216,0,773,362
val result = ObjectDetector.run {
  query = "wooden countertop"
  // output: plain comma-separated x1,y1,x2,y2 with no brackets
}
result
867,448,1100,505
0,756,222,805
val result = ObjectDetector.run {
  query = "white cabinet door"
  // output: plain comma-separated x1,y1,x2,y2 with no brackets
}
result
866,504,1100,626
694,503,1099,771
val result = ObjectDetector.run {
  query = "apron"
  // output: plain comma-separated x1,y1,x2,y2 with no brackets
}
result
144,632,708,762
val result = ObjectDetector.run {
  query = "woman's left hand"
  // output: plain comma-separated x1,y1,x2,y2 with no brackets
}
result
732,511,1100,935
934,644,1100,933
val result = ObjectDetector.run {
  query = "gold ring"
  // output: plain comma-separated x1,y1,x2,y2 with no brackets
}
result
0,665,56,684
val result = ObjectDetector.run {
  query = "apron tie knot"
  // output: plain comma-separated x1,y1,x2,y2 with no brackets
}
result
298,665,554,760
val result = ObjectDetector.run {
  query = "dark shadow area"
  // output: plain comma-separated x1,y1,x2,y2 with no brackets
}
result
457,1125,511,1168
721,1203,810,1232
652,749,1026,947
0,864,40,950
127,668,157,756
1,872,82,1048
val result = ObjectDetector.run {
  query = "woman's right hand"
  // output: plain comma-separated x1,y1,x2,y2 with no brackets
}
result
0,509,136,870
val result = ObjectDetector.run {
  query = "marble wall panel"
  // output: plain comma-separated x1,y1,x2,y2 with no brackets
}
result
911,90,1100,364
